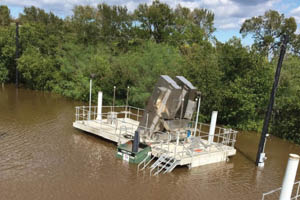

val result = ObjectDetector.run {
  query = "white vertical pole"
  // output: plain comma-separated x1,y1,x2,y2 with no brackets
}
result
88,79,92,120
113,86,116,112
193,97,201,136
279,154,300,200
208,111,218,144
125,86,129,118
175,131,179,157
97,91,102,121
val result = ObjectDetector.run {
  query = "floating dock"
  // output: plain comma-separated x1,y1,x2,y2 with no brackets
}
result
73,75,238,175
73,104,237,174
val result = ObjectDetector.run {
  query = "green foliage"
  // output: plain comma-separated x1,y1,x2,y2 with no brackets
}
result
0,62,8,83
180,40,222,121
271,55,300,141
17,47,57,90
134,0,175,43
0,25,15,81
0,5,10,26
240,10,297,56
113,41,183,107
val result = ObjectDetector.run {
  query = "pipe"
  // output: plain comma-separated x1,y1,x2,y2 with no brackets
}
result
15,22,20,87
255,35,289,166
97,91,103,121
175,131,179,157
193,97,201,136
125,86,129,118
279,154,300,200
132,131,140,153
113,86,116,112
88,79,92,120
208,111,218,144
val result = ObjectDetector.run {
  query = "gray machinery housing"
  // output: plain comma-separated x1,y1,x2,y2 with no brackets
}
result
138,75,199,140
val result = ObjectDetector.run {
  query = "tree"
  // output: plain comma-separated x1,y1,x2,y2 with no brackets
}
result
17,47,57,90
190,8,215,37
217,38,272,130
0,5,10,26
71,5,98,44
0,63,8,85
180,40,223,120
170,6,215,46
271,55,300,142
96,4,132,45
134,0,174,43
240,10,297,56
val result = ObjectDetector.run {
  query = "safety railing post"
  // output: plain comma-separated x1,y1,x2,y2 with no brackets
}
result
129,107,131,119
199,123,202,137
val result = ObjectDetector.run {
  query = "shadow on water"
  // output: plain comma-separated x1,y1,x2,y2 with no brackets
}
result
0,132,7,138
235,146,256,164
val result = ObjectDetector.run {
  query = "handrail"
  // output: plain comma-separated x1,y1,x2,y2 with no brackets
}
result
75,105,238,148
137,154,151,171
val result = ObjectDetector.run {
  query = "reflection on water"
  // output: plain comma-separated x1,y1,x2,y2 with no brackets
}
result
0,85,299,200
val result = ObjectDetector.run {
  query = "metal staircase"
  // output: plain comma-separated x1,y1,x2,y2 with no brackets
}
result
150,154,179,176
138,153,179,176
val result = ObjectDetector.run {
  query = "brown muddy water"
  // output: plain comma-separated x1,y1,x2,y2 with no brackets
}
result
0,85,300,200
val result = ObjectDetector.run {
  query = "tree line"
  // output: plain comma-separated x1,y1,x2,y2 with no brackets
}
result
0,1,300,143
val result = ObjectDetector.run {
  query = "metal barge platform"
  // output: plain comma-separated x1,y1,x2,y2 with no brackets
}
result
73,105,237,173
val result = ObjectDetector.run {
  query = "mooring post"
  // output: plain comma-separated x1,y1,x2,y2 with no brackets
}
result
255,35,288,167
125,86,129,119
175,131,180,157
88,79,92,120
97,91,102,121
193,96,201,136
279,154,300,200
208,111,218,145
112,86,116,113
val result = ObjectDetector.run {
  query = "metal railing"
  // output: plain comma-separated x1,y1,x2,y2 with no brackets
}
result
75,105,144,122
74,105,168,143
262,180,300,200
189,121,238,148
75,105,238,162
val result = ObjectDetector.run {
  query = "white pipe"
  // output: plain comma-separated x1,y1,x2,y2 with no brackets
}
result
208,111,218,144
146,113,149,129
193,97,201,136
175,131,179,157
97,91,103,121
279,154,300,200
88,79,92,120
125,86,129,118
113,86,116,112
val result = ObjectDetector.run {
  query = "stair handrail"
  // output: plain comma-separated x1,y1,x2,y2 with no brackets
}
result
137,153,151,171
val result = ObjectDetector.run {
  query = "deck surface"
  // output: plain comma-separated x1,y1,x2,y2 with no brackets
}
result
73,118,139,144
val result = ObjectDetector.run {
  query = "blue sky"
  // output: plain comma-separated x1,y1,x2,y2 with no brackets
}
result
2,0,300,46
